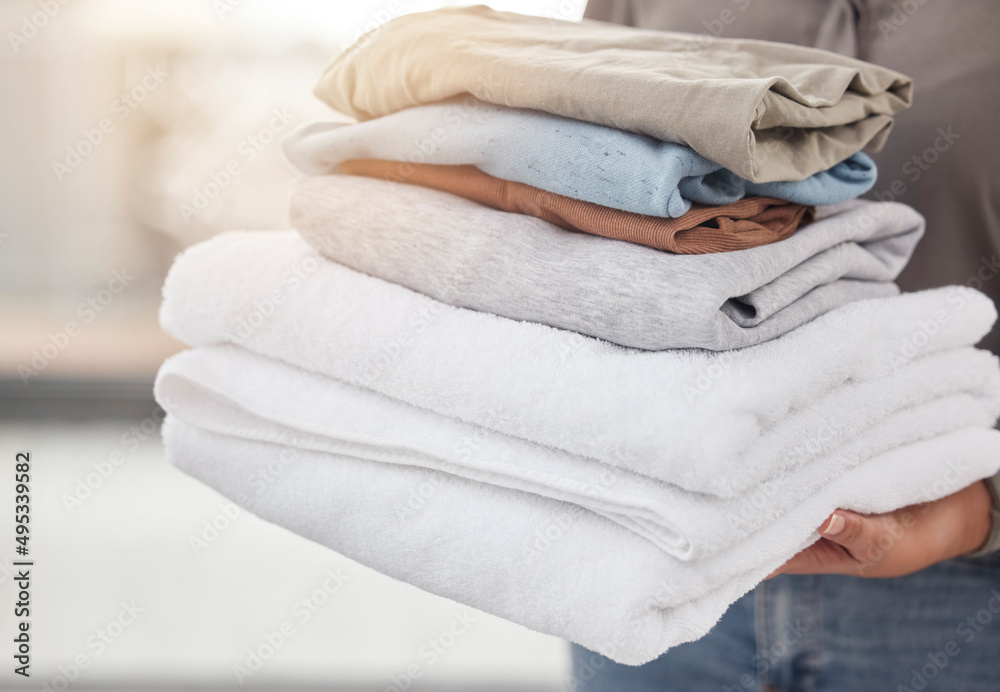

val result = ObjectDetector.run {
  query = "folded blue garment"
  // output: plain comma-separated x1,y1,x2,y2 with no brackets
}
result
283,98,877,218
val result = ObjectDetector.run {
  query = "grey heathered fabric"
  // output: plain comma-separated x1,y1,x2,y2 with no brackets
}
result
290,174,923,351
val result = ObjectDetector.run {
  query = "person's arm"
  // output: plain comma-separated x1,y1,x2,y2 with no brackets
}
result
772,474,1000,578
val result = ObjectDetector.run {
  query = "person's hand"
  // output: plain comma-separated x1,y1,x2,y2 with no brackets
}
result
770,480,994,578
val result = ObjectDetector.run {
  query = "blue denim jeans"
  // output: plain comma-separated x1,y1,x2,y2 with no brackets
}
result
571,553,1000,691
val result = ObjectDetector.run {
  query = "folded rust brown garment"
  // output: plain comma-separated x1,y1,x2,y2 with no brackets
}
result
338,159,814,255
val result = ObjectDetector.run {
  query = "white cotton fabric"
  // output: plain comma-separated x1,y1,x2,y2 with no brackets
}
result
159,232,1000,498
163,417,1000,665
156,344,1000,562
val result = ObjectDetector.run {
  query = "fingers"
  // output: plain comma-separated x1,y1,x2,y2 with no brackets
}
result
771,536,859,576
771,510,880,577
818,510,870,552
816,509,906,576
770,485,991,580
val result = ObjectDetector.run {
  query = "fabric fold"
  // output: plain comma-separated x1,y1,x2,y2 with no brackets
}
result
281,99,878,218
313,5,912,182
338,159,815,254
156,344,1000,562
164,417,1000,665
158,230,997,498
289,174,923,350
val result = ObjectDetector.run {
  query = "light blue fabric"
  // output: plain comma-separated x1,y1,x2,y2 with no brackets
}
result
283,98,877,218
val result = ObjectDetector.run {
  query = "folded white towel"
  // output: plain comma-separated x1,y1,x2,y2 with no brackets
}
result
156,344,1000,561
160,232,1000,497
163,417,1000,665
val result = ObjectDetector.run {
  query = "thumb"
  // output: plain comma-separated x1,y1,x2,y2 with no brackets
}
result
818,510,875,556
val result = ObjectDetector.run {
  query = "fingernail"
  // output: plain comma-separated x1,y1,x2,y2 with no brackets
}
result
822,513,845,536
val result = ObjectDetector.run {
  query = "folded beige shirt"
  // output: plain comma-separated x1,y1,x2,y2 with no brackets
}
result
315,5,913,183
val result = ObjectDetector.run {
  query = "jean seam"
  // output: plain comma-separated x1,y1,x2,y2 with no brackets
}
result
798,576,822,692
755,580,769,691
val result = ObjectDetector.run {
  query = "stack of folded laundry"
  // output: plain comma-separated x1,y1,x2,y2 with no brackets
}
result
155,7,1000,665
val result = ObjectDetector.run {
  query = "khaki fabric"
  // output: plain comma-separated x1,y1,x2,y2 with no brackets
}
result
314,5,912,183
340,159,814,254
583,0,1000,356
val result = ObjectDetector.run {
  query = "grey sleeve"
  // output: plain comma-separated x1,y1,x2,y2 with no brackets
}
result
967,472,1000,558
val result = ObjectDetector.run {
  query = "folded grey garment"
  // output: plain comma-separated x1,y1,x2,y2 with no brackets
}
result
290,175,924,351
314,5,913,183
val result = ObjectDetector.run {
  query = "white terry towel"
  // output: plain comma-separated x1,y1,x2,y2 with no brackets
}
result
155,344,1000,562
159,232,1000,498
163,417,1000,665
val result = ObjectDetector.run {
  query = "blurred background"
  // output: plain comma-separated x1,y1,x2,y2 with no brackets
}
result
0,1,586,689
